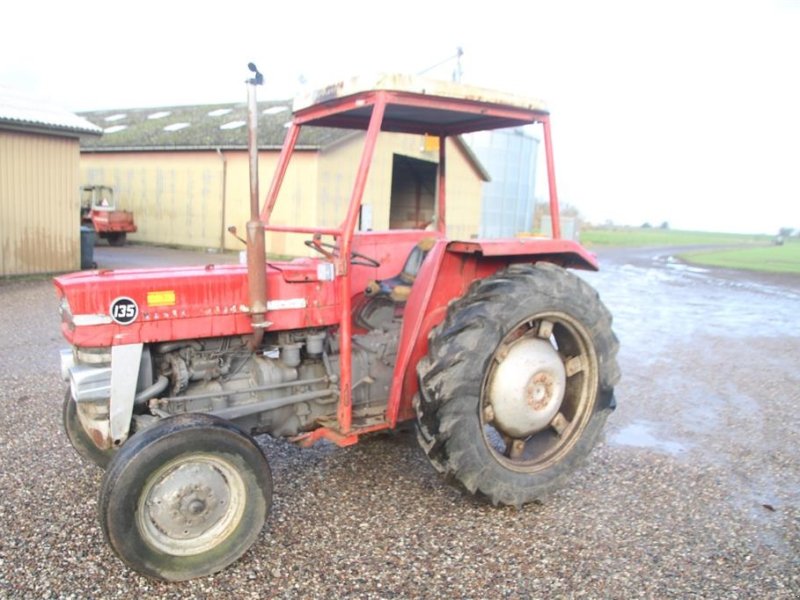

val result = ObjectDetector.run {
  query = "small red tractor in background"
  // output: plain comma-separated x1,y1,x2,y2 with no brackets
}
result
55,66,619,581
80,184,137,246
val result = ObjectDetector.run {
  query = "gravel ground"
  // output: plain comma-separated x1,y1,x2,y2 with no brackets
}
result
0,247,798,598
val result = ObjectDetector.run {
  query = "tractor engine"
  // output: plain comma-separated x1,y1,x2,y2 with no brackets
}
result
138,324,398,438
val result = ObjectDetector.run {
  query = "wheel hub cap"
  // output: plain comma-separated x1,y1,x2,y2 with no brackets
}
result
147,463,230,540
138,455,245,556
487,338,566,438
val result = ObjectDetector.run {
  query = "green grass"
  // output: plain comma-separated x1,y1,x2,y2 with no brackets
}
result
578,227,799,274
680,241,800,274
580,227,769,247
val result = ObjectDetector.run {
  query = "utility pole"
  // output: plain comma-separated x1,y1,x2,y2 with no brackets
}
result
418,47,464,81
453,47,464,82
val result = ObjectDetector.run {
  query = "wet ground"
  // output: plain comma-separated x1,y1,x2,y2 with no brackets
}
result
0,243,798,598
582,246,800,521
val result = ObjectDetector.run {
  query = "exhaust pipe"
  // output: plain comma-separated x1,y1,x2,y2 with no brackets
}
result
246,63,268,350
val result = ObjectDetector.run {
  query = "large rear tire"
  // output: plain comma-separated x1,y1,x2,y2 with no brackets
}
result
99,413,272,581
415,263,620,506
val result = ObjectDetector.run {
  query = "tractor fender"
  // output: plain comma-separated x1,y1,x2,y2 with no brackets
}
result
385,237,598,425
445,238,599,271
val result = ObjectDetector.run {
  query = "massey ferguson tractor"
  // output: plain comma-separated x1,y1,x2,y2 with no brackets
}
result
80,184,137,246
55,66,619,581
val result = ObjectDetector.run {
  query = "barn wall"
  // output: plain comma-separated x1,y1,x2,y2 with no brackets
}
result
0,130,80,276
81,151,225,249
222,150,319,257
79,134,483,260
317,132,483,239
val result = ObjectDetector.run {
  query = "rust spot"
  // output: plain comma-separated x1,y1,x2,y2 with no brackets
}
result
526,372,554,411
88,427,112,450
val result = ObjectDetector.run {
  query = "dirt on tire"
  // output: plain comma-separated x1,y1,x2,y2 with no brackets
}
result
415,262,620,506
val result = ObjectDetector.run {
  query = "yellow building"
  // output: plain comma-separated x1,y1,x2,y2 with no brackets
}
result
79,101,487,256
0,86,101,276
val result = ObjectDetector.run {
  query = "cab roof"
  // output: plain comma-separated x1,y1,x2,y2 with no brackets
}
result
292,73,550,136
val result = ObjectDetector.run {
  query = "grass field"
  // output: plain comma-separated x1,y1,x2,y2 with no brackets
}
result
579,227,800,274
679,241,800,274
579,227,769,247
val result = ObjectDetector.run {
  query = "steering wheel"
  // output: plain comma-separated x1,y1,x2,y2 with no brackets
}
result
304,239,380,268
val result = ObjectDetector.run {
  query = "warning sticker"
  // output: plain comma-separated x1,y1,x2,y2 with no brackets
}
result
147,290,176,307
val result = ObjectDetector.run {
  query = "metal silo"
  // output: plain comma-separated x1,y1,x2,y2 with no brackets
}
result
463,127,539,238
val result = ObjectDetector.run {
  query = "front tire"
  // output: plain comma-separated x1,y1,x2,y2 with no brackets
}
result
416,263,620,506
99,414,272,581
106,232,127,247
63,390,116,469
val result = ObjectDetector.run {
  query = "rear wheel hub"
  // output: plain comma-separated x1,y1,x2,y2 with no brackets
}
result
487,338,566,438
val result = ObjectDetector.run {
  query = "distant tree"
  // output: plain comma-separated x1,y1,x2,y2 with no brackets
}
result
641,222,652,228
779,227,794,237
560,203,583,219
532,202,584,232
659,221,670,230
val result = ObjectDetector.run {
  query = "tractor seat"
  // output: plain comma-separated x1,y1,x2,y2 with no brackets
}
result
364,237,436,303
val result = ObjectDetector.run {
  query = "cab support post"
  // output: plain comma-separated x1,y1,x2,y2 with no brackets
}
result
542,116,562,240
337,95,387,433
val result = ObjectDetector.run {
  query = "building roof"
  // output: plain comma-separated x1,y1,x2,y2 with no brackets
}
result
0,86,102,137
77,98,489,181
79,101,349,152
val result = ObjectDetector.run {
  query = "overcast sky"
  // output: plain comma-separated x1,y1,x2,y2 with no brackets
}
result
3,0,798,234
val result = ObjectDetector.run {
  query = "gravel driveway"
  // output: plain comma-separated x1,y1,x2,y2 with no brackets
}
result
0,245,797,598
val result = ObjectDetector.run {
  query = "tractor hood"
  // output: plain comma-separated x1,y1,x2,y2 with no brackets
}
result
54,261,340,348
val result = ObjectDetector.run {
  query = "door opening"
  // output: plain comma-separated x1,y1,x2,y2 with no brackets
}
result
389,155,436,229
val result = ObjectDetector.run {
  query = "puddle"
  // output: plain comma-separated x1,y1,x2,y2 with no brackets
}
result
581,247,800,341
610,421,688,455
662,256,710,275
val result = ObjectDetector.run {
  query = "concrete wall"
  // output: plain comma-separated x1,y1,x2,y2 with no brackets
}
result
1,130,80,276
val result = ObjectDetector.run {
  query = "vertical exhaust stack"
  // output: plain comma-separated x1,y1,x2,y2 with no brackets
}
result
246,63,268,349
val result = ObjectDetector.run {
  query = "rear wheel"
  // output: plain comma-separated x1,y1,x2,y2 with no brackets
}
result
416,263,620,506
99,413,272,581
106,232,127,247
63,390,116,468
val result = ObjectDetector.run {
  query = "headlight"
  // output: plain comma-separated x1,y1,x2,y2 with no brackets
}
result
58,296,74,329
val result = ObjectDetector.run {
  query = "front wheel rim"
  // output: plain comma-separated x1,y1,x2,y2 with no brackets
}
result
481,312,599,473
137,453,247,556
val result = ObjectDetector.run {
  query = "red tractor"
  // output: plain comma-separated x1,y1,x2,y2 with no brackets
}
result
80,184,137,246
55,67,619,581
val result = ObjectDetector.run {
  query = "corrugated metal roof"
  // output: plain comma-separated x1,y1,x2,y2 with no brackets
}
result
76,99,489,181
78,101,351,152
0,86,102,137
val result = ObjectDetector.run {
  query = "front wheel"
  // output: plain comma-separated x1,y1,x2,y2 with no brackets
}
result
106,232,127,246
99,414,272,581
63,390,116,468
416,263,620,506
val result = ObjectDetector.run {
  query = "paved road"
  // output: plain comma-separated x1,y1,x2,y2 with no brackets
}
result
0,245,797,598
